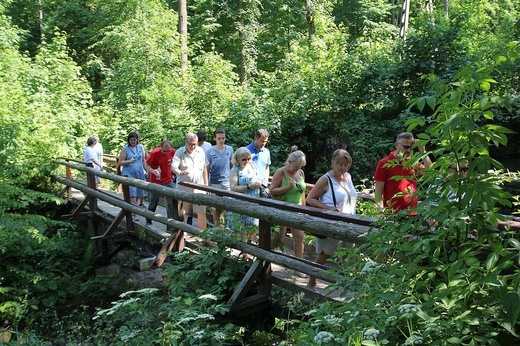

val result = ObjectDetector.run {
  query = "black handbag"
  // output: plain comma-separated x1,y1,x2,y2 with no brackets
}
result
259,184,273,199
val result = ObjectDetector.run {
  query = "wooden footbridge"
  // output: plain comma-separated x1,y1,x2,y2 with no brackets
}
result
53,158,376,315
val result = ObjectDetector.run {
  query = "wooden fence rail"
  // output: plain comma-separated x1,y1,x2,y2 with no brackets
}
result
53,159,378,310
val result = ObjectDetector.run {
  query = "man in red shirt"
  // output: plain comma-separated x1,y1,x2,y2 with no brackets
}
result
144,140,177,227
374,132,431,212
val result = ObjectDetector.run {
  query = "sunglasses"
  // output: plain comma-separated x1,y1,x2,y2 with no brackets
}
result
400,144,413,150
241,157,252,163
296,184,304,193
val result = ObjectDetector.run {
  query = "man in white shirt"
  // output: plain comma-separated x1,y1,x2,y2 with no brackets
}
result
171,132,209,231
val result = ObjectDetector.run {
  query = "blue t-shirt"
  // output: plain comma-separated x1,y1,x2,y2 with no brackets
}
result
246,142,271,185
206,145,234,185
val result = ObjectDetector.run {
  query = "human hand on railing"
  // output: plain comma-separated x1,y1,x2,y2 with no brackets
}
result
249,181,261,190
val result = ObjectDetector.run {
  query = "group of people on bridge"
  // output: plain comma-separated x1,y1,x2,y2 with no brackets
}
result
83,130,436,291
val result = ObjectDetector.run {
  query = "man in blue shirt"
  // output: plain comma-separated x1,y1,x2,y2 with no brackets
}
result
246,129,271,185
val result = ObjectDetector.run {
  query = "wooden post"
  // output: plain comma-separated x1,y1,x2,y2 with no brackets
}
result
65,159,72,199
257,219,272,295
116,157,122,193
85,163,109,265
121,175,134,231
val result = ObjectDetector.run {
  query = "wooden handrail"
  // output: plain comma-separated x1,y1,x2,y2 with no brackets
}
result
54,159,374,241
180,181,375,227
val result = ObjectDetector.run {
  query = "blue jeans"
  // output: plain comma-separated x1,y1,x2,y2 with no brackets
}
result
146,181,178,229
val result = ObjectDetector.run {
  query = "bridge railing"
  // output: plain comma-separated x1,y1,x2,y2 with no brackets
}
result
53,159,378,303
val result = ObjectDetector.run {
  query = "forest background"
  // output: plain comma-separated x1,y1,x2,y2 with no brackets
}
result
1,0,519,192
1,0,520,344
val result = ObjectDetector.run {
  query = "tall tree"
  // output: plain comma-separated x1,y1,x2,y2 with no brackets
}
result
399,0,410,39
305,0,315,40
237,0,260,85
178,0,188,71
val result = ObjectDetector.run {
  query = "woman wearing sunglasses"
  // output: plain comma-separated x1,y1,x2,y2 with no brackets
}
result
229,147,263,248
269,149,308,276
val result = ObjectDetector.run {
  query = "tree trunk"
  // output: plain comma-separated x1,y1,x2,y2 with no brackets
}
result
425,0,434,14
178,0,188,72
239,0,247,85
305,0,315,41
444,0,449,19
399,0,410,40
391,0,398,27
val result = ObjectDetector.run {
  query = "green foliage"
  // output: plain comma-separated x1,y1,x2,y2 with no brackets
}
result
0,14,95,191
87,241,251,345
333,0,398,41
0,213,93,326
286,45,520,345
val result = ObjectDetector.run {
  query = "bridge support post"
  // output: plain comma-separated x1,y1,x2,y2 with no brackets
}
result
86,165,110,265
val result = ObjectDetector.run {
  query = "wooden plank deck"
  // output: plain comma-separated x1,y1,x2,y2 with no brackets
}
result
69,188,348,301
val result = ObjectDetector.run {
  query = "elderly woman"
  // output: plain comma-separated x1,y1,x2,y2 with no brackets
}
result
306,149,358,291
229,147,263,246
83,136,103,188
118,132,147,221
269,150,307,275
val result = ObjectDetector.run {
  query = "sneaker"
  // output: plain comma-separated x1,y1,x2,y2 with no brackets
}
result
139,204,147,209
146,220,153,226
297,272,309,278
133,215,140,221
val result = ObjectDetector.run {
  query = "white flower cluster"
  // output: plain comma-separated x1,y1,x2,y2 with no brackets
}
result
198,293,217,301
193,330,205,340
398,304,421,315
363,328,380,340
93,297,141,319
386,316,397,324
304,309,318,316
313,331,335,344
346,311,359,319
404,334,424,345
178,316,196,323
119,288,158,298
323,314,343,327
196,313,215,320
360,260,381,275
212,331,226,341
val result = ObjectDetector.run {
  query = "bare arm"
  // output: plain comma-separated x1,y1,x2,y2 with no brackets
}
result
91,157,102,170
202,166,208,186
229,168,241,192
417,143,432,170
374,180,385,209
144,161,160,177
118,148,136,167
142,145,148,160
171,156,187,176
269,168,294,196
306,175,337,211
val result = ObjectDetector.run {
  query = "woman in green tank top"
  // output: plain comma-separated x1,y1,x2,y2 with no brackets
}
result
270,149,307,277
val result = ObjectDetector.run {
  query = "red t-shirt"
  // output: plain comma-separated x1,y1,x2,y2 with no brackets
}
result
374,151,422,211
146,147,175,184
